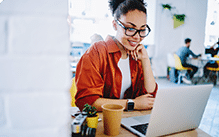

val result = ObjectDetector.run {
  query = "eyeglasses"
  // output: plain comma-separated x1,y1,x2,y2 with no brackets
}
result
115,19,151,38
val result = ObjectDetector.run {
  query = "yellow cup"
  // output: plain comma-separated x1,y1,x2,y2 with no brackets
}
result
86,113,99,129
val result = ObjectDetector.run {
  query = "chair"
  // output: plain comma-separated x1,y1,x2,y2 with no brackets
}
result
173,54,193,84
206,55,219,85
167,53,175,81
70,77,77,107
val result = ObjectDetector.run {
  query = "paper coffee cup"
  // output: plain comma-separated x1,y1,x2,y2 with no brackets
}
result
102,104,125,136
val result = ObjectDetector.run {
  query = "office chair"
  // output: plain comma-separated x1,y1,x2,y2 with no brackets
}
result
70,77,77,107
174,54,193,84
206,55,219,85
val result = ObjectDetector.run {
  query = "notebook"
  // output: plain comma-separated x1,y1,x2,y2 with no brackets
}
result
121,84,213,137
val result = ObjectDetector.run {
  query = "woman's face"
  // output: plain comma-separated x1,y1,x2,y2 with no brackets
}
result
114,9,147,51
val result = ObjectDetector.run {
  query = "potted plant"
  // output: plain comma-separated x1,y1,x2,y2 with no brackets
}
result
173,14,186,28
83,104,99,129
173,14,186,22
162,4,172,10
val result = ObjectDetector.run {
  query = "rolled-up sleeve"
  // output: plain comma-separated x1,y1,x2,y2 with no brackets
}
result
75,43,106,111
75,95,100,111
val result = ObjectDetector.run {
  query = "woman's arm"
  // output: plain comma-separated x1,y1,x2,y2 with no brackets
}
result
141,55,156,93
92,94,155,111
75,41,107,111
92,98,127,111
131,44,156,93
210,42,218,49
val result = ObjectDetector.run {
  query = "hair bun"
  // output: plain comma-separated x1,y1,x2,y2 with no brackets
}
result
109,0,125,15
109,0,146,16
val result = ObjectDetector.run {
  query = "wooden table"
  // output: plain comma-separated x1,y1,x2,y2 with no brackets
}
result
94,110,211,137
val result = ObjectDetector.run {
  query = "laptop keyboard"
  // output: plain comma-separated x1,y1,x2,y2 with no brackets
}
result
131,123,149,135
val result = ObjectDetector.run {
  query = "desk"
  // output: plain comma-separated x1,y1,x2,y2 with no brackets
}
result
187,57,219,77
201,56,219,61
77,110,211,137
187,57,219,78
188,56,219,65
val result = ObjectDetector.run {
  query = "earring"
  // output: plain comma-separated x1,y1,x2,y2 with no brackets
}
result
112,20,117,30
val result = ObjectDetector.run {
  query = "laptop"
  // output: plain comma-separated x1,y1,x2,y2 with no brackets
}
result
121,84,213,137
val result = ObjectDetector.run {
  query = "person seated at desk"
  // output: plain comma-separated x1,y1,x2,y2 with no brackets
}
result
176,38,201,84
203,41,219,78
75,0,158,112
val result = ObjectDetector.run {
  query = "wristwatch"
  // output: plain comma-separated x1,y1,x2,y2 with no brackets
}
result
126,99,135,111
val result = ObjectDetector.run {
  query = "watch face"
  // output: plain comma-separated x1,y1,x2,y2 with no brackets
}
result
128,102,134,111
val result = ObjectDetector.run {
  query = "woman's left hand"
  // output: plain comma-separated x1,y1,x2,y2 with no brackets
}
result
127,44,149,61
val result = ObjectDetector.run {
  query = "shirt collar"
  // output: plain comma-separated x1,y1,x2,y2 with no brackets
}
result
105,35,120,53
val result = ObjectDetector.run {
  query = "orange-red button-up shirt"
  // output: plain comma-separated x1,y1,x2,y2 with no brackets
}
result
75,35,158,111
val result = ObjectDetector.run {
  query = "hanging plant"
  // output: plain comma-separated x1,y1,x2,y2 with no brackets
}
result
162,4,172,10
173,14,186,29
161,3,186,29
173,14,186,22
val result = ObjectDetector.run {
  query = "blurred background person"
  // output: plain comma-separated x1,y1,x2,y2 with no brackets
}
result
176,38,201,84
203,40,219,78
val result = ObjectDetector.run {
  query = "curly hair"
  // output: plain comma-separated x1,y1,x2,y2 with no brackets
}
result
109,0,147,19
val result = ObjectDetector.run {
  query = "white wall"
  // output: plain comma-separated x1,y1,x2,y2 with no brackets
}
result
152,0,207,77
205,0,219,46
141,0,157,45
0,0,71,137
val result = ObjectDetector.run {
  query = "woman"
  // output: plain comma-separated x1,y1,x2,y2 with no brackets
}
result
75,0,157,111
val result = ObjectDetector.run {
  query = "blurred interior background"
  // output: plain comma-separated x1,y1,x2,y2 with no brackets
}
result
0,0,219,137
68,0,219,78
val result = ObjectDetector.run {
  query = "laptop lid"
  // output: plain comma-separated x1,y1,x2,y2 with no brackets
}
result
121,84,213,137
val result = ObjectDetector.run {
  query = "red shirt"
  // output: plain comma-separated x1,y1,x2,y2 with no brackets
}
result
75,36,158,111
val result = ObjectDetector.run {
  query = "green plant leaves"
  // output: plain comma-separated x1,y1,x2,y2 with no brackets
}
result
83,103,97,117
162,4,172,10
162,3,186,28
173,14,186,22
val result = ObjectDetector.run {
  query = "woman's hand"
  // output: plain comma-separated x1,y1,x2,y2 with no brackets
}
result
127,44,149,61
133,94,155,110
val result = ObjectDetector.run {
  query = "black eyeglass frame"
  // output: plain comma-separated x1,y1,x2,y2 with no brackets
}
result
115,19,151,38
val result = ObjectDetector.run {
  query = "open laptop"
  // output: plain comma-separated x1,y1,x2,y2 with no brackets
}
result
121,84,213,137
